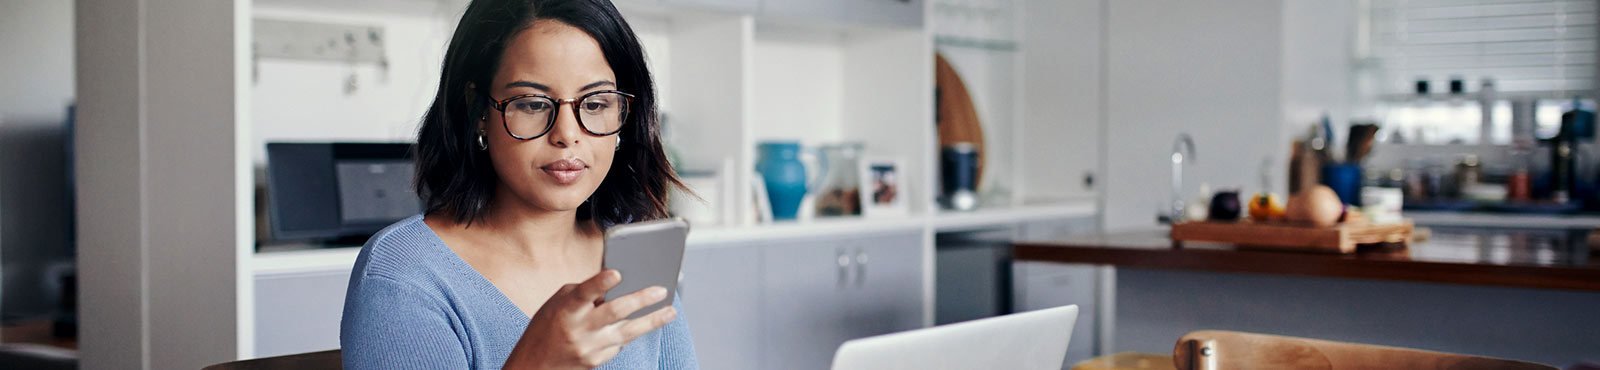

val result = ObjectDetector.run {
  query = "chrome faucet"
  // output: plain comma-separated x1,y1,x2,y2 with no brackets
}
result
1169,134,1196,223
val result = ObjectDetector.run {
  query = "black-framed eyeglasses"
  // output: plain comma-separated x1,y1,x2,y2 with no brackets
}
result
488,90,634,140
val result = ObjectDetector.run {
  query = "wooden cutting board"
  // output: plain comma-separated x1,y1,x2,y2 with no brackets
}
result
935,53,985,187
1173,330,1557,370
1171,220,1413,254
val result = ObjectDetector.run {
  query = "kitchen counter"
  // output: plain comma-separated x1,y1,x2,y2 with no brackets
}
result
1014,226,1600,291
1405,210,1600,230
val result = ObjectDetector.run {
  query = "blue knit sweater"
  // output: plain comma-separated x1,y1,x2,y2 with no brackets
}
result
340,215,700,369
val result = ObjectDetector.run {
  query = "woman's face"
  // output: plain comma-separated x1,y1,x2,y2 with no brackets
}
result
482,20,619,215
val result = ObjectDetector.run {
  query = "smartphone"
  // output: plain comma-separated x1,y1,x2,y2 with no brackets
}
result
602,217,690,320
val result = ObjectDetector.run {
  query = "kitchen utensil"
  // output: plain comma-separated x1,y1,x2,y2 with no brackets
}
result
1321,164,1363,206
1289,141,1321,194
1346,123,1379,163
1305,117,1335,163
935,53,986,187
1321,114,1336,159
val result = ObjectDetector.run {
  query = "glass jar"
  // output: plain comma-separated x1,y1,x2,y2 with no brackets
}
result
813,142,864,217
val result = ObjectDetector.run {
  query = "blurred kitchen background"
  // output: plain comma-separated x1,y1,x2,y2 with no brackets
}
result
1,0,1598,369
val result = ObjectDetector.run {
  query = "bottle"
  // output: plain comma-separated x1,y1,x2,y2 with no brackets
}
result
1556,97,1595,204
1411,77,1433,143
1456,154,1480,200
1479,78,1497,144
1446,75,1476,144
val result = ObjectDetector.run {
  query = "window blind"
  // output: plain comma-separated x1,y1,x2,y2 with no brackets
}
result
1365,0,1598,96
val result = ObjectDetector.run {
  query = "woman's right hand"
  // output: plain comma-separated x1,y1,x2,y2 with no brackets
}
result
503,269,679,370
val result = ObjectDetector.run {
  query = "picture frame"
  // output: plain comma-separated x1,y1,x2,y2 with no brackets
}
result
859,157,908,218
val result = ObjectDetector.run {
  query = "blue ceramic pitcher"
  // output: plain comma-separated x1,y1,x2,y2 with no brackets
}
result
757,141,808,220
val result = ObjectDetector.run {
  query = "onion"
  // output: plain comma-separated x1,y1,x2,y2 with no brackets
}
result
1208,191,1242,221
1287,185,1344,227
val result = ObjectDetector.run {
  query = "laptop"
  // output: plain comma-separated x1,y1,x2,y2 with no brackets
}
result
830,305,1079,370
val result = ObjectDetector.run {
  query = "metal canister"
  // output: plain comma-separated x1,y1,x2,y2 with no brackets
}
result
942,142,979,211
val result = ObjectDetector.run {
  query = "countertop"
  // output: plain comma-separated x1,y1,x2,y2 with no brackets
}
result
1405,210,1600,230
1013,226,1600,291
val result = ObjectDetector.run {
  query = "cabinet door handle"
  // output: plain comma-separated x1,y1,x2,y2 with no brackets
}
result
855,248,869,288
837,248,852,288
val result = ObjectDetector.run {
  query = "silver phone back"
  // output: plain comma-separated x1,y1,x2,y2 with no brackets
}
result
602,217,689,320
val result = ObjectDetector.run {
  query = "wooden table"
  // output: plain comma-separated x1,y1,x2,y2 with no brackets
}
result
1,320,75,350
1014,226,1600,291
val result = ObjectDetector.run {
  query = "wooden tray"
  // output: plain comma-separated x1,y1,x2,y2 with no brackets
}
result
1171,220,1413,254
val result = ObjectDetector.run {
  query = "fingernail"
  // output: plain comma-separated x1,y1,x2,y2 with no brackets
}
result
607,270,621,283
650,286,668,300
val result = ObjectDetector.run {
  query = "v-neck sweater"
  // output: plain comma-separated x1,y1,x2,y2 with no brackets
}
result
339,215,700,370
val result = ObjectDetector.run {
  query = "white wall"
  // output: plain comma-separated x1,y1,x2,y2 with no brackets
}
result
1102,0,1285,230
249,4,458,165
0,0,74,120
1281,0,1356,167
749,26,846,145
0,0,75,317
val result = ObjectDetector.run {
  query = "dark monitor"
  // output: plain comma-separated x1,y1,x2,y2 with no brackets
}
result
265,142,419,241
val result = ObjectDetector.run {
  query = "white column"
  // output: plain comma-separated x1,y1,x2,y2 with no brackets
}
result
76,0,249,368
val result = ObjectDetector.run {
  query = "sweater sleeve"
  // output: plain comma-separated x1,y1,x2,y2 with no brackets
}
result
341,275,472,370
659,293,701,370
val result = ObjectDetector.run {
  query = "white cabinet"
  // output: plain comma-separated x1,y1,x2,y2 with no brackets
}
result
1015,216,1099,368
1019,0,1104,201
1013,262,1097,369
679,246,764,370
680,230,928,370
760,232,926,370
254,269,350,358
759,240,861,370
848,236,925,336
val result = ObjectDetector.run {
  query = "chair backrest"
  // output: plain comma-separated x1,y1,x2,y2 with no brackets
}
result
830,305,1078,370
201,349,340,370
1172,330,1556,370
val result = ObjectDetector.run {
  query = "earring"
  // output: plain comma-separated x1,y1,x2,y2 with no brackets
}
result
615,136,623,152
476,130,488,150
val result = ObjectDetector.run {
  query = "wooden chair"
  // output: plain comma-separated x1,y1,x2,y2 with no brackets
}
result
202,349,340,370
1172,330,1556,370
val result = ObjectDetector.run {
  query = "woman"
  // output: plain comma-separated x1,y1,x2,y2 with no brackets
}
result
339,0,698,368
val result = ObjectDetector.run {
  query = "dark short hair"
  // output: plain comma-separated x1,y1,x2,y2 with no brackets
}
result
415,0,683,227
